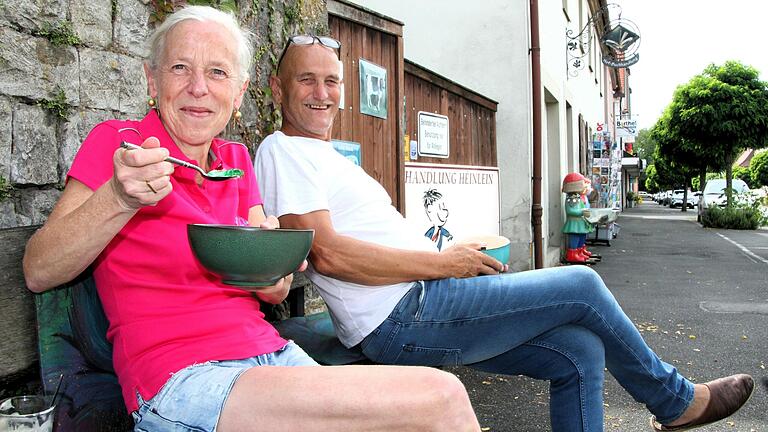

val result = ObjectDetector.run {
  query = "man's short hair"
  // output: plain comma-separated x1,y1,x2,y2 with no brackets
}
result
423,188,442,208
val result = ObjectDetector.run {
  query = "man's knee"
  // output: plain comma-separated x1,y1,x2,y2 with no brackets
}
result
563,265,616,301
564,265,602,286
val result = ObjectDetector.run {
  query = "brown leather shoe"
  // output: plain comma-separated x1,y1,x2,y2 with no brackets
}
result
650,374,754,431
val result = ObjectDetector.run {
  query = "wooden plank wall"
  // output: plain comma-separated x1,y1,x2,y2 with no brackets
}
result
327,0,497,208
329,13,402,205
404,61,498,167
0,226,40,393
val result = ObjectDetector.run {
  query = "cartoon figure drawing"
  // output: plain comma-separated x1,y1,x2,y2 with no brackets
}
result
423,188,453,250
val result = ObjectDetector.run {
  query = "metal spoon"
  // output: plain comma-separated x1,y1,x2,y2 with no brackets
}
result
49,373,63,409
120,141,243,181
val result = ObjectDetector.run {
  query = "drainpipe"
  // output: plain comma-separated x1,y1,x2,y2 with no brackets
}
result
530,0,543,269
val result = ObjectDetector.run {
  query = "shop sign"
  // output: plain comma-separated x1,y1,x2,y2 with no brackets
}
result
404,163,499,251
616,119,637,138
417,112,450,158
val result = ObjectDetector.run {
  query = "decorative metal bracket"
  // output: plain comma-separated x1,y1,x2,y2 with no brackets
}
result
566,3,640,77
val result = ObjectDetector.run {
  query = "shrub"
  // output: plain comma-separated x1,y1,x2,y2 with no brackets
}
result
38,87,71,120
36,21,81,46
0,176,12,202
701,205,762,230
750,150,768,187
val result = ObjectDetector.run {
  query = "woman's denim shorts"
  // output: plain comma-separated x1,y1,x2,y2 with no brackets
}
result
132,341,318,432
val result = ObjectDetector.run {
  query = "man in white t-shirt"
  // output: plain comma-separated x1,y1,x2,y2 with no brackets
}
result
255,36,753,431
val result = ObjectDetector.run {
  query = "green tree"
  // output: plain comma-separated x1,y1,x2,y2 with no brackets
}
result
751,150,768,186
634,128,656,191
733,166,753,188
650,110,698,211
661,61,768,206
644,164,659,192
634,128,657,161
692,172,723,191
645,148,686,193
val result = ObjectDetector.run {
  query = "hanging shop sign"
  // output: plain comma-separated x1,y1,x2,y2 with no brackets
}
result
616,118,637,139
601,21,641,68
566,4,641,76
417,112,449,158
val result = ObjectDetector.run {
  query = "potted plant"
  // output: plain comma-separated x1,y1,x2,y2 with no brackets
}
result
625,191,636,208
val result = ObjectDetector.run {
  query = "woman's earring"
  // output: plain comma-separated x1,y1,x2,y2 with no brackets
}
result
148,98,156,108
233,109,242,121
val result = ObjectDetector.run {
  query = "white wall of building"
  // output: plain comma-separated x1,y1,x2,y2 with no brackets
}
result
349,0,534,270
538,0,611,265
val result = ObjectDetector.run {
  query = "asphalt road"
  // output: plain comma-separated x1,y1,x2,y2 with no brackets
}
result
451,201,768,431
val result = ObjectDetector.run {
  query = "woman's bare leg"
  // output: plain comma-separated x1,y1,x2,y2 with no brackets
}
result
217,365,480,432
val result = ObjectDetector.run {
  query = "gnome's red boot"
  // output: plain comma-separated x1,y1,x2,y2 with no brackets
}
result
565,248,587,263
581,246,601,260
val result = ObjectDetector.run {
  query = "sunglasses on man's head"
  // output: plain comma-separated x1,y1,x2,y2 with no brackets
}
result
276,35,342,70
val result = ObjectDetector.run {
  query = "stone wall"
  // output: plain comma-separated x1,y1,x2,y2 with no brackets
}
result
0,0,329,393
0,0,154,228
0,0,328,229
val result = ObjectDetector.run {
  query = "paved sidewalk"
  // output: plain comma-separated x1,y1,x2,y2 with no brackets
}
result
451,202,767,431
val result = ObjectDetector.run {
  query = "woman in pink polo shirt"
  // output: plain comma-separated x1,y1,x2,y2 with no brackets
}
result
22,5,478,432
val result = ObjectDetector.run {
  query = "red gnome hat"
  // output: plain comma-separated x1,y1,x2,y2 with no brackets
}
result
562,172,586,193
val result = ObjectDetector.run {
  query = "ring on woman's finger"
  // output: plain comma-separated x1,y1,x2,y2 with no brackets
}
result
145,179,157,194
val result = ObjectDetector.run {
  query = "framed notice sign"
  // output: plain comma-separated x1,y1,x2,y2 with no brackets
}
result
331,139,361,166
404,163,499,251
417,112,449,158
358,59,387,119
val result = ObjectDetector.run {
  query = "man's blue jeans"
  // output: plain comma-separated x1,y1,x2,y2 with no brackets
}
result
359,266,694,432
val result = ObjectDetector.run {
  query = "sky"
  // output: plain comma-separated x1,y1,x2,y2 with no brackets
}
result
615,0,768,130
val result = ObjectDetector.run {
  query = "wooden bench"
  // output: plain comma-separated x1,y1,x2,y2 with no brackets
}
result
36,272,133,431
0,226,130,431
35,275,364,431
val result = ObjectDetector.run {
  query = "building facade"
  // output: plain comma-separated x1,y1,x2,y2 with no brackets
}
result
351,0,630,268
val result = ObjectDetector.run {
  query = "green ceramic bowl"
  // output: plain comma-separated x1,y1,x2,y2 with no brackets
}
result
187,224,314,287
458,235,511,265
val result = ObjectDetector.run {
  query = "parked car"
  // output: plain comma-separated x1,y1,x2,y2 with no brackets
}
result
660,190,672,206
669,190,694,209
697,179,750,221
689,191,701,207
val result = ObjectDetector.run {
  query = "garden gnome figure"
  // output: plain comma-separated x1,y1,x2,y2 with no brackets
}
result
562,173,593,264
579,178,601,261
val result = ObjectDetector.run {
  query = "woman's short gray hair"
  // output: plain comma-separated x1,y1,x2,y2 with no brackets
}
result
146,5,253,83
